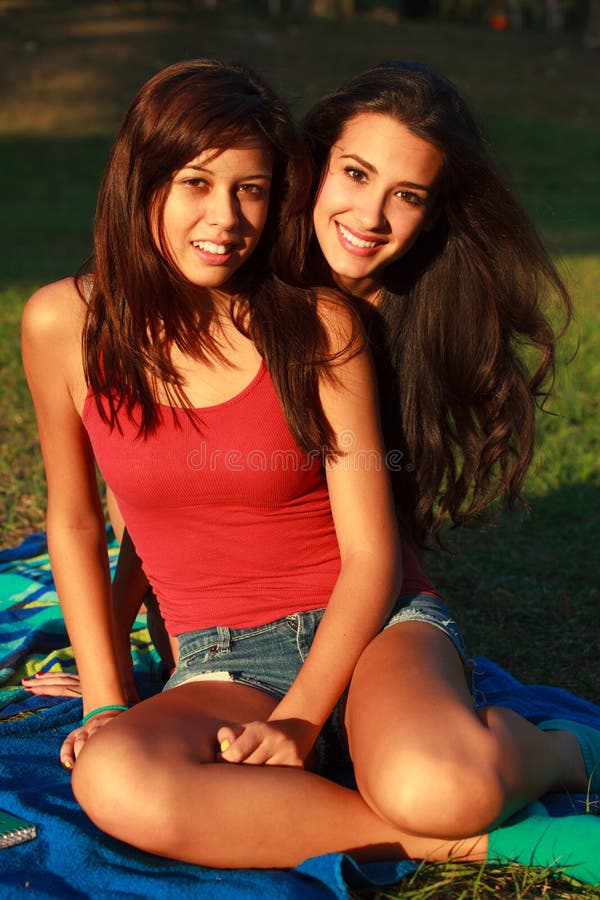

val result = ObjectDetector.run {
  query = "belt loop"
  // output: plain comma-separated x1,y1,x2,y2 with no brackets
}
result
217,625,231,651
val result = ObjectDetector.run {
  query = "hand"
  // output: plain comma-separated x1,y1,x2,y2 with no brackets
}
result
216,717,318,767
22,668,139,706
22,671,82,698
60,708,126,771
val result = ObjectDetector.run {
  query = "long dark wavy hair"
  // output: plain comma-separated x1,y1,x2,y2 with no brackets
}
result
81,58,346,456
303,61,572,543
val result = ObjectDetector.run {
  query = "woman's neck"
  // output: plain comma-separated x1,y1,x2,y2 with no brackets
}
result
332,272,382,307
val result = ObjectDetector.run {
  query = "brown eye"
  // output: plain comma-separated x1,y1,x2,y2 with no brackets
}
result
396,190,425,207
344,167,368,183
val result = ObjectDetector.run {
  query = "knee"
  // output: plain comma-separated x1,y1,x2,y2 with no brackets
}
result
72,724,149,838
72,716,218,859
356,746,507,839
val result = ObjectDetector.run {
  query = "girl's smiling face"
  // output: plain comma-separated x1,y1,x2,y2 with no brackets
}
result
312,112,442,303
157,142,273,291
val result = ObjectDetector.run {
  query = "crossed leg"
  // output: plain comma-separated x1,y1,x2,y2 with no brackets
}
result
345,621,588,840
71,679,489,868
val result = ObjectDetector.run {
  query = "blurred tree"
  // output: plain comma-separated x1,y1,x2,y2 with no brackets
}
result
402,0,431,17
584,0,600,44
311,0,355,14
190,0,590,27
545,0,564,28
508,0,523,26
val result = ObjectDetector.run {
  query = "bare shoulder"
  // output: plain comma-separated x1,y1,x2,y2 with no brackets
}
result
21,278,89,408
21,277,86,343
315,289,365,361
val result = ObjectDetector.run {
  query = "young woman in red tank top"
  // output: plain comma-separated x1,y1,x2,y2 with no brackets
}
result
21,59,600,881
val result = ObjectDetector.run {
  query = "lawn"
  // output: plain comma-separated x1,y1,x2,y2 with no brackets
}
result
0,3,599,896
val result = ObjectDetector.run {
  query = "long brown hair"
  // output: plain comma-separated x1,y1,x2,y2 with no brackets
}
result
82,58,348,456
303,61,571,543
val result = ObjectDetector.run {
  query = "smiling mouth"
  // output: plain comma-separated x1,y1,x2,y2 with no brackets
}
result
336,222,383,249
192,240,235,255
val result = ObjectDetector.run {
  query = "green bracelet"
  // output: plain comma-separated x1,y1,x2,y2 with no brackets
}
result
81,704,129,727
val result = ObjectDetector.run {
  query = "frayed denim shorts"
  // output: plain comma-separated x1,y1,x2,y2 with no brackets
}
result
164,593,469,762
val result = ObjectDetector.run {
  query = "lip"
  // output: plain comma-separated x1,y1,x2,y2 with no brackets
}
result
191,239,237,265
335,222,385,257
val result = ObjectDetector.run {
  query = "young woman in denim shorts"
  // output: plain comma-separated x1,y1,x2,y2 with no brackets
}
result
22,60,600,883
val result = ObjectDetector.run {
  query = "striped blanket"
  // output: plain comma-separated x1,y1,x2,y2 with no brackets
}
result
0,530,162,719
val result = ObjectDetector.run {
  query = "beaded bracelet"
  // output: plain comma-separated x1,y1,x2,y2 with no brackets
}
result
81,704,129,727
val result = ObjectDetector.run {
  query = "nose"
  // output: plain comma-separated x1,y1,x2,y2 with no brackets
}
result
205,187,239,230
354,189,387,231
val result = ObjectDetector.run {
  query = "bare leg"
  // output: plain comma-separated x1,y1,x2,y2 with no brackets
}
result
345,622,589,840
72,681,488,868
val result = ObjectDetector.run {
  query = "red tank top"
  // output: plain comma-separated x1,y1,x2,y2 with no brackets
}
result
83,362,436,634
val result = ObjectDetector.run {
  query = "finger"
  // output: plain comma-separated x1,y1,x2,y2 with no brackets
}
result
240,743,304,767
60,733,78,771
23,672,79,683
218,727,264,763
73,730,92,759
23,682,82,697
66,712,121,763
22,673,82,697
219,724,302,766
233,721,306,767
216,724,244,756
236,747,272,765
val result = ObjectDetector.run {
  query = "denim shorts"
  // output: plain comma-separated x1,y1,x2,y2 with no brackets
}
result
164,593,469,763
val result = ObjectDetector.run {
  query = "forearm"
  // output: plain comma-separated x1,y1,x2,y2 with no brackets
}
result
47,514,127,713
110,528,152,703
270,549,402,733
274,299,403,733
111,528,150,633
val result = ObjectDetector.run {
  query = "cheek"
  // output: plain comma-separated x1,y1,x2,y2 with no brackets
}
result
259,197,271,229
247,197,271,235
312,186,336,244
389,210,429,252
149,196,165,249
314,175,343,221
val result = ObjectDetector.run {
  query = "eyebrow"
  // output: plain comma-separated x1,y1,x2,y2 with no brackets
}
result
184,164,272,180
338,152,433,193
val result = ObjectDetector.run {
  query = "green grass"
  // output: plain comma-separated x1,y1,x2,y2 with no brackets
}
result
1,5,599,897
352,861,600,899
424,252,600,697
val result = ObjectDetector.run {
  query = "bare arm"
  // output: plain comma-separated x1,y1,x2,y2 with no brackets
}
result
218,301,402,764
109,528,153,703
21,280,128,758
21,527,150,702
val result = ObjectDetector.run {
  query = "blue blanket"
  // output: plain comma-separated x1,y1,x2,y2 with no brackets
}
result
1,533,599,898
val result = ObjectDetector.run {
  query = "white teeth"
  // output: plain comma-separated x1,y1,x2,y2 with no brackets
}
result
192,240,229,255
338,223,378,249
